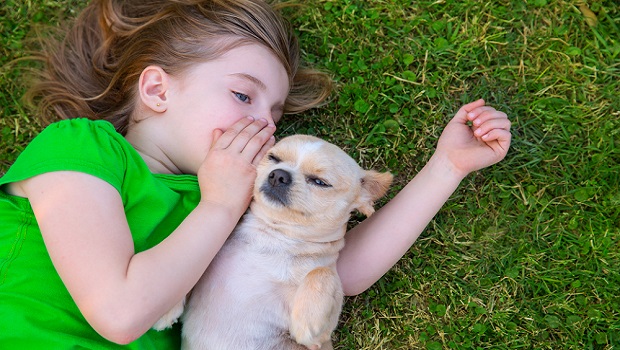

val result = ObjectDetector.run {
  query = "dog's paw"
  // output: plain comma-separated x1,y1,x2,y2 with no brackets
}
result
290,267,343,348
152,299,185,331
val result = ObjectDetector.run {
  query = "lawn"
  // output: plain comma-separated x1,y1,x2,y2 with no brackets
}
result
1,0,619,349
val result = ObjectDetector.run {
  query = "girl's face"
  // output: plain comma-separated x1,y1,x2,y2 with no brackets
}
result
148,44,290,175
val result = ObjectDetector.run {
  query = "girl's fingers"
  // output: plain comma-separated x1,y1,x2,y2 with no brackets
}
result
468,109,508,126
474,117,512,139
213,116,256,149
212,117,276,161
226,118,274,155
211,128,224,148
236,122,276,162
462,99,486,113
485,128,512,143
251,135,276,166
453,99,486,123
467,106,502,122
480,129,512,153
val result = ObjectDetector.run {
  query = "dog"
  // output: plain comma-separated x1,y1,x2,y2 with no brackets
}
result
155,134,392,349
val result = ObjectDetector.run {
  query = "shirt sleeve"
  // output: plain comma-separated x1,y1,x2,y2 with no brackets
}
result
0,118,128,194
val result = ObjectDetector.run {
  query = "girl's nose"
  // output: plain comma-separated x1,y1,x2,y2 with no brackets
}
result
257,110,277,126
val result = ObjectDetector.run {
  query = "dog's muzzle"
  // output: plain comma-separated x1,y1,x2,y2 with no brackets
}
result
260,169,292,206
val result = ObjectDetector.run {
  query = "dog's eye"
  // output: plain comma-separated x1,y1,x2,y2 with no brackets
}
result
268,154,281,163
307,177,331,187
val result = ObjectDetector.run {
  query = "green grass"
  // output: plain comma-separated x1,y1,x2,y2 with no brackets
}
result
2,0,619,349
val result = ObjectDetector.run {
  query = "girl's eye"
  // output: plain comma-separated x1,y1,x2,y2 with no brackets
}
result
233,91,250,103
307,177,331,188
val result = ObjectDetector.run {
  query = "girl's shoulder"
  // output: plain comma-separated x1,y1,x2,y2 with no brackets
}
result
0,118,146,193
24,117,136,168
38,118,123,146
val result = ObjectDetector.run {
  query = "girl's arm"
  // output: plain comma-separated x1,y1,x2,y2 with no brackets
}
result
17,118,275,344
337,99,512,296
337,152,464,296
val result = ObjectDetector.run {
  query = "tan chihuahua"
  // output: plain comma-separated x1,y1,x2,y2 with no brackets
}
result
156,135,392,349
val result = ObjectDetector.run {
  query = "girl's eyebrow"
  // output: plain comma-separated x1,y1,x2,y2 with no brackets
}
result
229,72,287,114
228,73,266,91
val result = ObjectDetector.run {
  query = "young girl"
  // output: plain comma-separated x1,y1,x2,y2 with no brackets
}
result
0,0,511,348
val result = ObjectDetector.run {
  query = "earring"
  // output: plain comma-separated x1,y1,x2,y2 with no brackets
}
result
156,103,161,107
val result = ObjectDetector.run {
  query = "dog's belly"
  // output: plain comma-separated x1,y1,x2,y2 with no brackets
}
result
181,234,302,350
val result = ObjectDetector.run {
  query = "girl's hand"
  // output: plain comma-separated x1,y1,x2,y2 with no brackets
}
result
436,99,512,178
197,117,276,217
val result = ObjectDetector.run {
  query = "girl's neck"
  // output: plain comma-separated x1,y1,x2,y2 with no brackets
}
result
125,126,181,175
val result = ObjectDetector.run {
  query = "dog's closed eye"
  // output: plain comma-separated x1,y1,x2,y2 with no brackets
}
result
268,154,281,163
306,176,331,187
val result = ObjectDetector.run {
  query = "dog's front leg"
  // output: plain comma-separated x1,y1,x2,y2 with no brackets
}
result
290,266,343,349
152,298,186,331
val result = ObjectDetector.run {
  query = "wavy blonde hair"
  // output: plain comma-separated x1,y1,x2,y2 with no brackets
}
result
25,0,332,134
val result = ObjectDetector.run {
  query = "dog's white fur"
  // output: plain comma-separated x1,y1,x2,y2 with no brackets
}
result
155,135,392,349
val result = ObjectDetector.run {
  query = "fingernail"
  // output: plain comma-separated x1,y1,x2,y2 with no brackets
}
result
246,116,255,121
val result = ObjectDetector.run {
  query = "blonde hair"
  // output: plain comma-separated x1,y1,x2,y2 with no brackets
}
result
25,0,332,134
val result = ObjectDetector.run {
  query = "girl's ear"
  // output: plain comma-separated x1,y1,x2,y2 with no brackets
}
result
354,170,394,217
138,65,169,113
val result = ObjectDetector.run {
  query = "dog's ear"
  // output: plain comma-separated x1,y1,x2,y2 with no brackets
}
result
354,170,393,217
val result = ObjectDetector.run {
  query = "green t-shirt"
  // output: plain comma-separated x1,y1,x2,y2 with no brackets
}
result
0,118,201,349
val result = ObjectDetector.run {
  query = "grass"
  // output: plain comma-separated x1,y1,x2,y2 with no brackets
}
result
1,0,619,349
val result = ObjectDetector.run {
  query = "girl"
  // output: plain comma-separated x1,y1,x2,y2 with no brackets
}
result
0,0,511,348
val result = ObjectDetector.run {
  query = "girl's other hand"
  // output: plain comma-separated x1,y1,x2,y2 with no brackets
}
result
197,116,276,217
436,99,512,178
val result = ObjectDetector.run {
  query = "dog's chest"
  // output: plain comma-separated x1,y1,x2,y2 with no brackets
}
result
222,224,339,284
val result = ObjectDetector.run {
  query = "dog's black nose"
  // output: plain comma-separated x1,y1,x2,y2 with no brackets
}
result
268,169,291,187
262,169,292,206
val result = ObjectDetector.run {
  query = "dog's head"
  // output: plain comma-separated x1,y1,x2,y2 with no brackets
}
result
251,135,393,242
